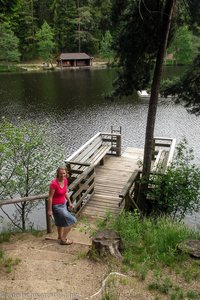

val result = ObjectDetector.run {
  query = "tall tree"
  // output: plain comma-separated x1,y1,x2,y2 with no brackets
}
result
52,0,77,52
0,0,19,22
99,30,114,62
0,22,20,66
34,0,54,27
13,0,38,60
36,21,55,65
74,2,97,54
141,0,177,210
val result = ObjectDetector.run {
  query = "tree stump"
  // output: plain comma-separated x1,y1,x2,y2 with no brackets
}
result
178,239,200,259
90,229,123,259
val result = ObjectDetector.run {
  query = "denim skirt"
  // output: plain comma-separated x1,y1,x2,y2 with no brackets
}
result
52,202,77,227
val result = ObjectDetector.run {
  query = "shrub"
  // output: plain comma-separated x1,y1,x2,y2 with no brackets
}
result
150,138,200,221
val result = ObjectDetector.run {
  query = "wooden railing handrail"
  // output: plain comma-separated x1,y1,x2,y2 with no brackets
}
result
0,193,48,207
68,164,95,191
66,161,91,167
66,132,101,162
119,170,140,199
153,136,176,171
65,132,121,162
166,138,176,167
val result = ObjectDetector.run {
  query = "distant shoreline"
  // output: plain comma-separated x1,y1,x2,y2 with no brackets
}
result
0,60,109,73
18,60,109,72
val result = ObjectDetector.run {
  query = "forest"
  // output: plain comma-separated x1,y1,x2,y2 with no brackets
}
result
0,0,199,64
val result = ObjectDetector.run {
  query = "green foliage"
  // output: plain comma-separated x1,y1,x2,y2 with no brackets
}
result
0,119,63,230
99,30,114,62
168,25,199,65
0,231,11,243
52,0,77,52
109,0,183,97
1,0,114,59
0,249,3,259
0,22,20,65
36,21,55,64
186,290,200,299
109,0,200,120
0,256,21,273
12,0,38,60
0,0,199,65
30,229,44,237
148,277,173,294
0,246,21,273
162,54,200,114
98,212,200,297
102,211,200,268
0,64,24,72
150,139,200,220
0,0,19,22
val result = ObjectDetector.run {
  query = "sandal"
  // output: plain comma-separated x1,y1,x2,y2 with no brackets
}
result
60,239,73,245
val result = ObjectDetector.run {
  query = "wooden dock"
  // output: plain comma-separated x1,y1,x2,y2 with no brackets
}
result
0,132,176,233
80,147,144,218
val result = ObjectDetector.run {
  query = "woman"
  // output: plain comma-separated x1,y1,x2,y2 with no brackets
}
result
48,166,76,245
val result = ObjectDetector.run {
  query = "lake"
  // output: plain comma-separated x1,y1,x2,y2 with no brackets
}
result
0,67,200,230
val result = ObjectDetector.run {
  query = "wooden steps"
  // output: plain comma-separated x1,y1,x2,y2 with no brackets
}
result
80,147,143,218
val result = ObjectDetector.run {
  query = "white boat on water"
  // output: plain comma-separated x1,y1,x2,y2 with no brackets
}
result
137,90,150,98
138,90,172,100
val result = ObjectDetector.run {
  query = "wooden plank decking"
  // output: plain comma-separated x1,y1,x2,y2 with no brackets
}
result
80,147,144,218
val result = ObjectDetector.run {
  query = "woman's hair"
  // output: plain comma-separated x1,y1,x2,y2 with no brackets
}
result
56,166,67,178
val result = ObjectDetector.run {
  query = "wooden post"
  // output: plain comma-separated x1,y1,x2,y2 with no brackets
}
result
89,167,95,195
152,138,156,160
134,172,141,208
116,134,121,156
45,198,52,234
124,194,131,210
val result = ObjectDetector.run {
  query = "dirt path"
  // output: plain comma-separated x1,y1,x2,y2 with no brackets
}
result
0,221,184,300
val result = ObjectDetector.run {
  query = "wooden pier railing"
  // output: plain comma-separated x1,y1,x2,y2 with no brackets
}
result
119,137,176,212
0,194,51,233
65,132,121,215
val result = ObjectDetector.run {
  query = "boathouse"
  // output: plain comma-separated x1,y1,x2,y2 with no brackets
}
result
57,53,93,67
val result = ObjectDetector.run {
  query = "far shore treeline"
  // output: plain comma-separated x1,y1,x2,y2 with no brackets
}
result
0,0,199,66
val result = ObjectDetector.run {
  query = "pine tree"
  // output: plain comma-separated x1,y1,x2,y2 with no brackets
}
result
36,21,55,65
0,22,20,67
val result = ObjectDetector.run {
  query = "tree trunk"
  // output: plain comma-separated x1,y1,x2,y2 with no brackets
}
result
76,0,81,52
138,0,177,212
22,202,26,230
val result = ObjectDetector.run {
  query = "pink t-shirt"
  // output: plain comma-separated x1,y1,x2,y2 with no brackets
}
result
50,177,68,205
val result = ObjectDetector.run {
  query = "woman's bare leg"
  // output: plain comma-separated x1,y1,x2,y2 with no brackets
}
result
62,226,72,241
57,226,63,239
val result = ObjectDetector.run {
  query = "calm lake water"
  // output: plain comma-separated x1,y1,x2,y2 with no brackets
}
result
0,67,200,230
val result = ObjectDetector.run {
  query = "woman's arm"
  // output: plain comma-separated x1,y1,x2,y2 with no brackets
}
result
48,188,55,216
65,191,73,208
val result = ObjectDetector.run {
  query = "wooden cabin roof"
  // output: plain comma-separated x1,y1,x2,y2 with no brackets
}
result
59,53,92,60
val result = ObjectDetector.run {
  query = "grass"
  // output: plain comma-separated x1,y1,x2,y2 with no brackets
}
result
0,248,21,273
30,229,44,237
1,257,21,273
0,231,12,243
101,211,200,269
95,211,200,298
0,64,25,72
148,277,173,294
